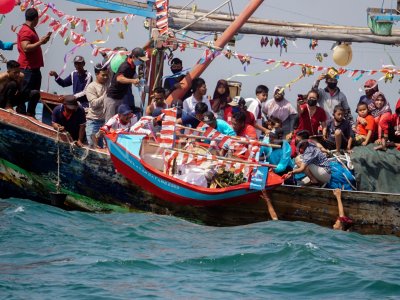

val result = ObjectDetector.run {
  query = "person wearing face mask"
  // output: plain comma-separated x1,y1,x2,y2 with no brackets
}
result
224,96,255,126
104,47,148,122
296,89,327,136
313,73,354,126
358,79,378,107
163,57,192,100
262,86,297,136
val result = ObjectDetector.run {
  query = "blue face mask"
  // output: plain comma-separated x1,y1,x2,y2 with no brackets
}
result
134,60,143,66
232,107,240,113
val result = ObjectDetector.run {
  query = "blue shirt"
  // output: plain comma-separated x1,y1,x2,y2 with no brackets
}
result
260,137,293,173
55,70,92,105
215,119,236,136
52,104,87,141
0,40,14,51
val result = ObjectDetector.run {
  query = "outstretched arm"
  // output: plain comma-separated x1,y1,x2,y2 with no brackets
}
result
333,188,345,217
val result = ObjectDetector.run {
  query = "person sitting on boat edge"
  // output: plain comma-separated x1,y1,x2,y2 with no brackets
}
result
182,77,211,115
332,188,353,231
369,91,392,151
85,63,109,149
49,55,93,108
52,95,86,147
322,105,354,154
0,60,25,111
145,86,168,117
202,111,236,137
100,103,138,133
230,110,257,140
260,128,293,176
177,101,208,128
284,139,331,186
163,57,191,100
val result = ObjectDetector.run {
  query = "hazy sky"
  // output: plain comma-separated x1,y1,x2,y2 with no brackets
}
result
1,0,400,111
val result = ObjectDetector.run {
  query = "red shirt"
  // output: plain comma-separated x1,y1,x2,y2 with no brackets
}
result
236,124,257,139
297,104,327,135
17,24,44,69
224,107,256,126
356,115,375,136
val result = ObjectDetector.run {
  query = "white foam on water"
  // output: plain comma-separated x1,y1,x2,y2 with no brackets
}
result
14,206,24,213
305,242,319,250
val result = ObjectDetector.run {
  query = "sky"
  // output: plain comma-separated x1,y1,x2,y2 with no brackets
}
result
1,0,400,112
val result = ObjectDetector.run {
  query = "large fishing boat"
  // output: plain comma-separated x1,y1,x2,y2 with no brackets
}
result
1,107,400,236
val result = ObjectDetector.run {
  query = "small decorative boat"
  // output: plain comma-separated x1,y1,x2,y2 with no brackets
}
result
105,132,283,207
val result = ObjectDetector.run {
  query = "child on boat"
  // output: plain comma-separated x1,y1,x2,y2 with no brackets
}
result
210,79,231,119
322,105,353,153
332,188,353,231
354,102,375,146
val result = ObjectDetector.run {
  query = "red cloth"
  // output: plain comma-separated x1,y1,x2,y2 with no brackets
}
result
17,24,44,69
374,112,392,137
236,124,257,139
224,107,255,126
297,104,327,135
356,115,375,136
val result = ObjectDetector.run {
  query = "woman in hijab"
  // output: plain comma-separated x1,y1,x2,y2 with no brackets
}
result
369,91,392,150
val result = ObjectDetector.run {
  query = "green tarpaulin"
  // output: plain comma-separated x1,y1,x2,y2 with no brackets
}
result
351,145,400,194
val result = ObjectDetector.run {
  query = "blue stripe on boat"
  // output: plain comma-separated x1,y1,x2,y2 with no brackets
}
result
107,136,252,201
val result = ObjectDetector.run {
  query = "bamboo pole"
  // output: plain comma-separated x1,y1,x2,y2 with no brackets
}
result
175,124,281,148
169,18,400,45
165,0,265,105
148,142,277,168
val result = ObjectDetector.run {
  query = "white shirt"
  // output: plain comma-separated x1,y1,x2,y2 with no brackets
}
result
103,114,138,132
246,97,263,138
182,95,211,115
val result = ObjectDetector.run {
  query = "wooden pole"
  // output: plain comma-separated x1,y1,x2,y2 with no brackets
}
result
165,0,264,104
261,190,278,220
169,17,400,45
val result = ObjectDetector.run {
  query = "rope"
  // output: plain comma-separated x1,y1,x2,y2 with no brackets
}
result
56,128,61,193
173,0,231,34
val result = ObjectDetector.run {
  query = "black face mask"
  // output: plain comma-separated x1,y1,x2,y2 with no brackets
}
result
171,68,182,74
307,99,317,106
327,82,337,89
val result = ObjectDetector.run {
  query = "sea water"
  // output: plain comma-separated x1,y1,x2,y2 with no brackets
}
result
1,198,400,299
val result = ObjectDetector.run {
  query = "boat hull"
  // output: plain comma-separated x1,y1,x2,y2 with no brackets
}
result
1,109,400,235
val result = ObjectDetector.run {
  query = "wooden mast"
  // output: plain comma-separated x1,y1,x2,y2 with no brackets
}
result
165,0,265,104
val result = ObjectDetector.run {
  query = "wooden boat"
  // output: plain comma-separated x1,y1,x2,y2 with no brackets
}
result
1,108,400,236
104,132,282,206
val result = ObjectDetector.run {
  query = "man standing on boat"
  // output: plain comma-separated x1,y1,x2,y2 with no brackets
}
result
313,73,354,126
0,60,24,110
85,63,109,148
17,7,51,117
103,47,148,123
52,95,87,147
49,56,93,108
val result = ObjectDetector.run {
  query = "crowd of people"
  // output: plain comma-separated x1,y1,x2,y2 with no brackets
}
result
1,7,400,191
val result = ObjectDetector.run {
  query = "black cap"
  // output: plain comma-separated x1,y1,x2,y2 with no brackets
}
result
73,55,85,63
63,95,78,109
131,47,149,62
203,111,216,125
